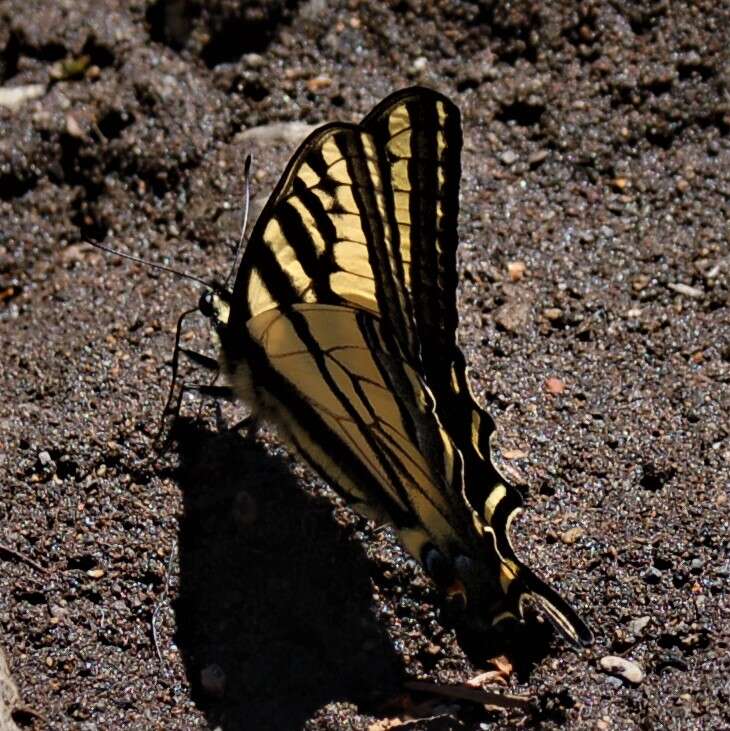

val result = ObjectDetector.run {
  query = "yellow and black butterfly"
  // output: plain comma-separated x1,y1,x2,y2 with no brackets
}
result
188,87,592,647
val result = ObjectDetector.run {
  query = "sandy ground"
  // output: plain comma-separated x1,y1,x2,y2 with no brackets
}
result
0,1,728,729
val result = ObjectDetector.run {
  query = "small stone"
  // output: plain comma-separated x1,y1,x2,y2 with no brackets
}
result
306,75,332,92
528,149,548,166
242,53,265,67
236,121,319,145
690,558,704,573
599,655,644,684
494,301,531,333
626,307,642,318
667,282,704,299
499,150,518,165
627,616,650,635
543,307,563,321
507,261,526,282
502,448,528,460
38,451,54,467
632,275,650,291
86,568,105,579
201,663,226,698
411,56,428,72
0,83,46,110
65,113,84,138
560,527,584,545
545,377,566,395
676,178,690,193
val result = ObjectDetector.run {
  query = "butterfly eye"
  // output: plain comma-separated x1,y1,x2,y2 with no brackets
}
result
199,291,215,317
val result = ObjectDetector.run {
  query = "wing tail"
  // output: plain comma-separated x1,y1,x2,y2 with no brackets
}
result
498,563,594,647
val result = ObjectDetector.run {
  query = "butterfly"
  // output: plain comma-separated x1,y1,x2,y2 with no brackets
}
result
185,86,592,647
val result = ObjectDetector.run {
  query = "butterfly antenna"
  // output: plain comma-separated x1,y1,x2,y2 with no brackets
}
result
88,241,212,290
225,153,252,290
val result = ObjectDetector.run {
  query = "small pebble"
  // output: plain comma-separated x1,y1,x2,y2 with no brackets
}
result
306,75,332,92
38,451,54,467
599,655,644,684
494,301,530,333
545,377,566,395
499,150,518,165
0,83,45,110
560,527,584,545
528,149,548,166
632,275,650,291
242,53,265,67
628,616,651,635
65,113,84,138
507,260,526,282
668,282,704,299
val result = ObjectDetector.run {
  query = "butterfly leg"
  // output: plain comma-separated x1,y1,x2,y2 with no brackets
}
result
161,306,204,422
158,306,228,444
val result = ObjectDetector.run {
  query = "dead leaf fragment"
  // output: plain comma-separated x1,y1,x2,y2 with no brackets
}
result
50,54,91,80
467,655,513,687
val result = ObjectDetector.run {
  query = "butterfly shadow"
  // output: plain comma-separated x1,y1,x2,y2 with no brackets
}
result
170,418,401,731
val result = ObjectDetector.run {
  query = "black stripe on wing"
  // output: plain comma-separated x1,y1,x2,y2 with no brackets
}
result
362,87,462,388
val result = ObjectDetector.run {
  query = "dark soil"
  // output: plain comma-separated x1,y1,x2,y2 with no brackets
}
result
1,1,728,729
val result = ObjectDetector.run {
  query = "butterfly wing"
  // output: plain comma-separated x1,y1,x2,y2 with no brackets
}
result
221,87,592,645
228,87,498,484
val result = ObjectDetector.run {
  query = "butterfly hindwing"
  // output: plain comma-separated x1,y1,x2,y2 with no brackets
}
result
240,303,472,562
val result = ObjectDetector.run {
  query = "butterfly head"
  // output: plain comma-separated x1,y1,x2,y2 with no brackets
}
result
199,286,232,329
